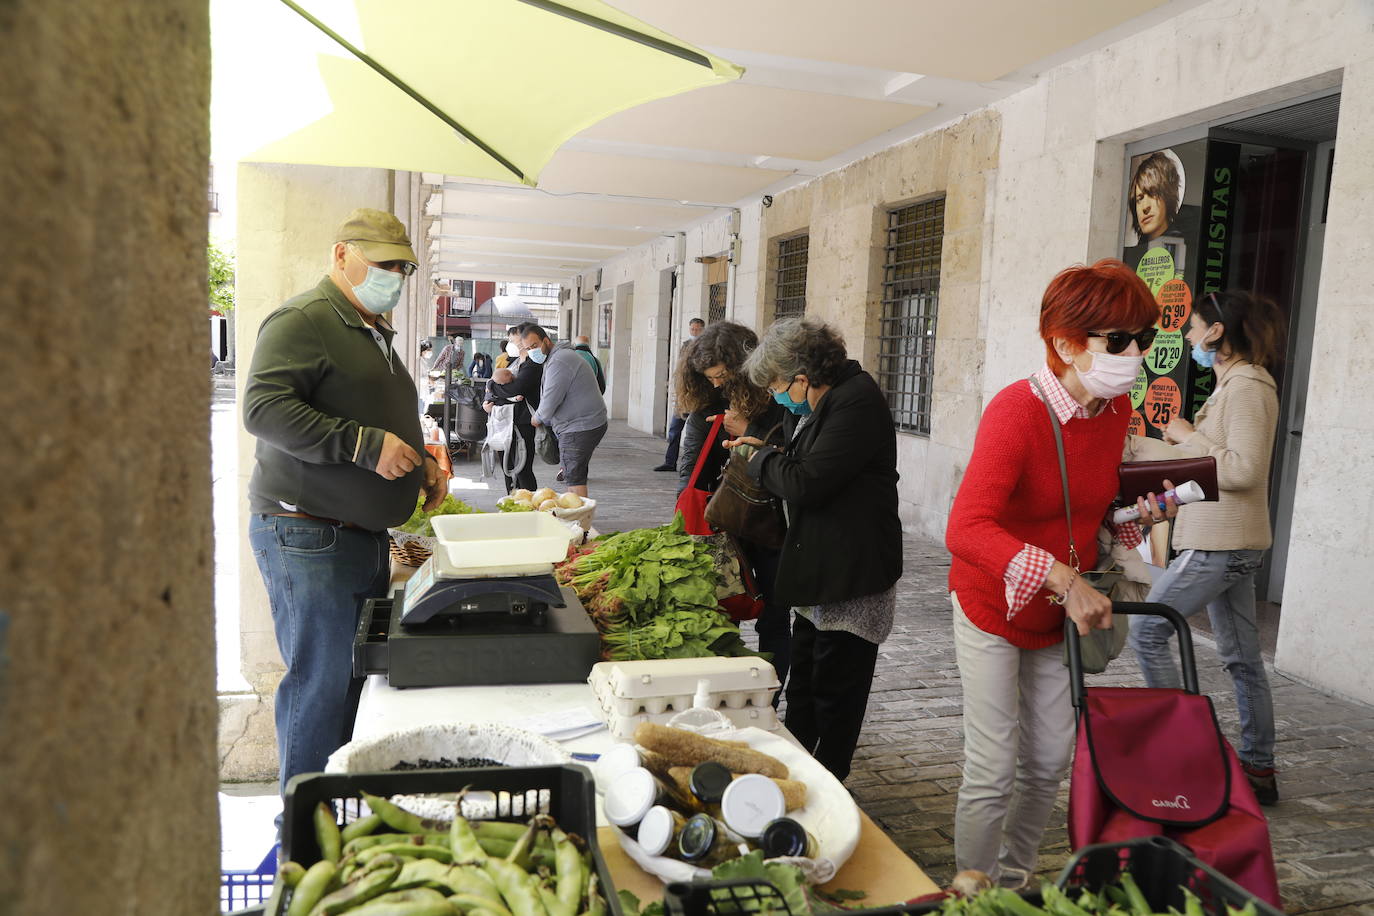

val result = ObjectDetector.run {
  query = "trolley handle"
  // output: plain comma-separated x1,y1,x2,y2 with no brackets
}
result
1065,602,1198,708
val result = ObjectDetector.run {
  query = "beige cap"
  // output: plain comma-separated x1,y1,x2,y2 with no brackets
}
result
334,208,418,265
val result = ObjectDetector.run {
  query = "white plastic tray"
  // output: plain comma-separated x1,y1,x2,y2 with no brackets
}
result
590,658,780,716
429,511,575,577
599,704,779,739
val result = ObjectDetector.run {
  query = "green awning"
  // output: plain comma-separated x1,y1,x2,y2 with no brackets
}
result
211,0,743,186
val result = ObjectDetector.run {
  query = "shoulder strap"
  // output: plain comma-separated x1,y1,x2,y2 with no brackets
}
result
1028,375,1080,572
686,414,726,491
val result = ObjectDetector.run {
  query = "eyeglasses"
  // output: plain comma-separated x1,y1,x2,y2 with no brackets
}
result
347,242,417,276
1087,328,1158,354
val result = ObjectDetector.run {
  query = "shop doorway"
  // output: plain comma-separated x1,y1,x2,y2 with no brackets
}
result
1120,91,1340,639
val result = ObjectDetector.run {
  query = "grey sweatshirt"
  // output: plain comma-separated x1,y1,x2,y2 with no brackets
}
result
533,341,608,436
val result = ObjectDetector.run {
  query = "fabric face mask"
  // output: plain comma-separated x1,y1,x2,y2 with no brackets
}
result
1191,341,1217,369
347,251,404,314
506,341,521,359
772,384,812,416
1076,350,1144,399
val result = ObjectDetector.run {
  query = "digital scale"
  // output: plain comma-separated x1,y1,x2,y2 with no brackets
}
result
353,514,602,689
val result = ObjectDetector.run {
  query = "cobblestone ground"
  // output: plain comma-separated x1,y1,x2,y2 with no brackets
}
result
456,421,1374,915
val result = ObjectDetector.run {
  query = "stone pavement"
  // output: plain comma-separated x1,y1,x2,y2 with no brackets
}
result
458,420,1374,916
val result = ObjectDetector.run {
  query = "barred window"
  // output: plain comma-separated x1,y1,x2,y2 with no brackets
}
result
774,235,808,320
879,198,945,435
708,281,728,324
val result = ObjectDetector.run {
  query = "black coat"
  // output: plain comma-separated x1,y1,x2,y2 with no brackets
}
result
747,360,902,607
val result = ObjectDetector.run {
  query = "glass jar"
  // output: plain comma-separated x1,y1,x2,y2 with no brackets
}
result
759,817,818,858
603,767,674,834
636,805,688,858
677,813,745,868
688,761,733,811
719,773,787,839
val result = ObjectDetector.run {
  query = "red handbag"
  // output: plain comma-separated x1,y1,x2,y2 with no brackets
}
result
674,414,725,536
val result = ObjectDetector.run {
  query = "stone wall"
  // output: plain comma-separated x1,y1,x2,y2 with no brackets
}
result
0,1,219,911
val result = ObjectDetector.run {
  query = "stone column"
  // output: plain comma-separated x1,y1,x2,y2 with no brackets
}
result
0,1,218,911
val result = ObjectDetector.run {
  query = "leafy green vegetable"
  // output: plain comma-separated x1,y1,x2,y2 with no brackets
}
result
498,499,536,513
395,492,478,536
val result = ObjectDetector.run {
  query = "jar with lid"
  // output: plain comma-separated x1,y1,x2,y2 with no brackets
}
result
604,767,676,834
635,805,688,859
687,761,733,813
719,773,787,839
759,817,818,858
677,813,746,868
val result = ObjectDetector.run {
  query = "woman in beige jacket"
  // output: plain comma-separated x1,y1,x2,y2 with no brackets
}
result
1129,290,1287,805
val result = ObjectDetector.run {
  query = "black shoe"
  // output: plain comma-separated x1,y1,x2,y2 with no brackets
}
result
1242,762,1279,806
556,468,566,482
652,464,673,472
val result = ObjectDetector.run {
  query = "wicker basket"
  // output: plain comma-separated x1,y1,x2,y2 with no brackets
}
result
388,530,436,567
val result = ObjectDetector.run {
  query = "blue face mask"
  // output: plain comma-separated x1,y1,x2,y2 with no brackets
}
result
347,250,405,315
1191,341,1217,369
772,381,812,416
528,346,548,365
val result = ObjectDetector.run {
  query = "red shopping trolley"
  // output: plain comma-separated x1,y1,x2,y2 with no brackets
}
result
1065,603,1280,907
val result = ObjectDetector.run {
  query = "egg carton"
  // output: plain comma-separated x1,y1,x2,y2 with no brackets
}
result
599,703,780,740
588,657,780,718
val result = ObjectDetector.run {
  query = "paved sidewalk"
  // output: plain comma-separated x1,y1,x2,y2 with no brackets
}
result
474,420,1374,916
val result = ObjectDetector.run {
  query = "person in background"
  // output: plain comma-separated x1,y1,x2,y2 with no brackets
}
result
243,208,446,797
494,326,521,370
1129,290,1287,806
522,323,608,498
677,321,792,691
418,339,435,373
944,259,1175,884
468,351,493,380
485,337,540,493
725,318,900,781
654,317,705,471
572,334,606,393
432,332,466,381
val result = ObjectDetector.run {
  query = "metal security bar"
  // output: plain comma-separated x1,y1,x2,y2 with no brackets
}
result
774,234,808,320
708,281,728,324
880,198,945,435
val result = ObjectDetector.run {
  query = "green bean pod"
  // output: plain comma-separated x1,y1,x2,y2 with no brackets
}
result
583,871,605,916
393,856,460,892
485,857,548,916
314,802,343,864
341,813,385,844
356,843,453,865
474,821,529,842
551,829,583,916
451,814,489,864
308,854,402,915
450,893,514,916
346,887,457,916
444,864,504,904
361,791,429,834
285,859,336,916
278,861,307,888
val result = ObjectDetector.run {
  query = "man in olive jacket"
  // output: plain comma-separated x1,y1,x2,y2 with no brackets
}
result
243,208,446,795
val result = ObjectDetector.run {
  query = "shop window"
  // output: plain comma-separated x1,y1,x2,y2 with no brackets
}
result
879,197,945,435
774,234,808,320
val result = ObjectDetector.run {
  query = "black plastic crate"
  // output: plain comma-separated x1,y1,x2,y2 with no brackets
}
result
1057,836,1284,916
271,765,620,916
664,879,1037,916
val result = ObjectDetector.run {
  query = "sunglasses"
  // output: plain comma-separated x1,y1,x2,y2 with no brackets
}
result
1087,328,1157,354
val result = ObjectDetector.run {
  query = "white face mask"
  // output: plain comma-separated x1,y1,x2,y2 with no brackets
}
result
505,341,521,359
1076,350,1144,399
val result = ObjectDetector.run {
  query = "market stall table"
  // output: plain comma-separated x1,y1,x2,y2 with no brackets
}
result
353,674,942,905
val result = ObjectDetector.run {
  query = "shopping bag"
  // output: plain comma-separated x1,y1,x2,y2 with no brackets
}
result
534,423,560,465
674,414,725,536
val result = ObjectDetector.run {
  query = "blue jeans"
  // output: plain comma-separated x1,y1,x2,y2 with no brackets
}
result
1129,548,1276,769
662,413,686,466
249,515,391,795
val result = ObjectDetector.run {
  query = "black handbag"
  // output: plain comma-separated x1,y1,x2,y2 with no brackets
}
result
704,424,786,550
534,424,560,465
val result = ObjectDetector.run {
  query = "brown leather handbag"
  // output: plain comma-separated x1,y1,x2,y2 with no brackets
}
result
704,424,786,549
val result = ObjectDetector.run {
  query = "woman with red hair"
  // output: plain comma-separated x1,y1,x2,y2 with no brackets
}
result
945,259,1175,883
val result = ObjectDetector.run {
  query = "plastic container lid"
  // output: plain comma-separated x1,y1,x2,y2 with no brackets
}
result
636,805,677,856
603,767,658,828
720,773,786,839
593,743,641,793
688,761,734,805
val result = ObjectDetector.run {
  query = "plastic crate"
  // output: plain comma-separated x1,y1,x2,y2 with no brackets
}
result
1056,836,1285,916
220,845,275,913
272,765,621,916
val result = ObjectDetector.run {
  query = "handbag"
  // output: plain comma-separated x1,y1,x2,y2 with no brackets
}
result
1027,376,1129,674
704,423,787,551
1119,456,1218,504
534,423,560,465
674,414,726,536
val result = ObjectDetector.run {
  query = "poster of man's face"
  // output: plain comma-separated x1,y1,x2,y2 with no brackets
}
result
1126,148,1186,246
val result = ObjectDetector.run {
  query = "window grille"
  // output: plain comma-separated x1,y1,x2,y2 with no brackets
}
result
774,235,808,320
879,198,945,435
708,281,728,324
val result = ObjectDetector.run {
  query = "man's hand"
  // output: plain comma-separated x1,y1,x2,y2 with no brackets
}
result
421,454,447,510
530,416,542,427
376,431,422,480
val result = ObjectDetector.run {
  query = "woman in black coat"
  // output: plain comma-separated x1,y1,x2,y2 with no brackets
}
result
726,317,902,780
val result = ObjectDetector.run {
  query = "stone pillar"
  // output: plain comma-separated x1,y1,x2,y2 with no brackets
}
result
220,163,394,781
0,1,218,912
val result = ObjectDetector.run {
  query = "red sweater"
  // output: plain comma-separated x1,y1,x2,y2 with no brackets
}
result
946,380,1130,649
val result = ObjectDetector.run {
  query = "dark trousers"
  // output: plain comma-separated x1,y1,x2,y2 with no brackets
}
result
662,413,686,465
742,541,791,693
506,421,537,491
785,613,879,782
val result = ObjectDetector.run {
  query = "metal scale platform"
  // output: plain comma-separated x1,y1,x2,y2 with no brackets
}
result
353,516,601,688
